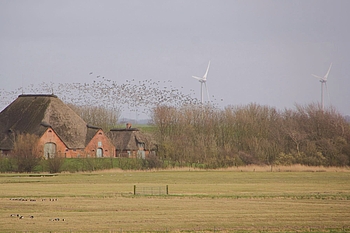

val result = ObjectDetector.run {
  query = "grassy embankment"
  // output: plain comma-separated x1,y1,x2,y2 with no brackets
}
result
0,168,350,232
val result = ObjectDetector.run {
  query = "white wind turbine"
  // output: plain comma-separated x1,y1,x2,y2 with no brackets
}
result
192,61,211,104
312,63,332,111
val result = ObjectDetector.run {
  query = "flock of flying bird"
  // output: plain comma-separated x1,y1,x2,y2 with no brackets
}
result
0,60,334,118
0,74,210,117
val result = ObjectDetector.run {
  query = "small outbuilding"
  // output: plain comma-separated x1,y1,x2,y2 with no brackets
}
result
107,124,156,159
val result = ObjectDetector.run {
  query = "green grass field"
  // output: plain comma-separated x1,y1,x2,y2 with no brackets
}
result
1,168,350,232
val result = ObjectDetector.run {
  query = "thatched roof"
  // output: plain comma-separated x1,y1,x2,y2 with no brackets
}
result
0,94,91,150
85,124,101,146
107,128,156,151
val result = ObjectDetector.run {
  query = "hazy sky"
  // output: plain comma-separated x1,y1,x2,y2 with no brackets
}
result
1,0,349,118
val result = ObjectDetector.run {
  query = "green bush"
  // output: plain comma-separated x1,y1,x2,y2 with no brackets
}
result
0,157,14,172
1,156,228,173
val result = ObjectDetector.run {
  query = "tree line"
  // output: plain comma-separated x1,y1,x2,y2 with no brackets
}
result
151,103,350,168
2,97,350,172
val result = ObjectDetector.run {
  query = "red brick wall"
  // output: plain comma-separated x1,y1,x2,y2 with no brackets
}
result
85,129,116,158
39,128,110,158
37,128,70,158
116,149,154,158
38,128,115,158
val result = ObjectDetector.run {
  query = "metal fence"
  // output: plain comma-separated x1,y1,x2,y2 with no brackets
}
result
133,185,168,195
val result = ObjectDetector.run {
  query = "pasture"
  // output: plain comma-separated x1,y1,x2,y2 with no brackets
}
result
1,167,350,232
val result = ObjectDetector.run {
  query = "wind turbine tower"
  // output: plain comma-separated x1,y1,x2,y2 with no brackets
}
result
192,61,211,104
312,63,332,111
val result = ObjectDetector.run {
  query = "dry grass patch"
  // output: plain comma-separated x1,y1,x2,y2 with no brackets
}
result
1,196,350,232
1,169,350,232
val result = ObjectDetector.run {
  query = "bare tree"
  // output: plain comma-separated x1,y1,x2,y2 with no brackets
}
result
68,104,121,131
11,133,41,173
47,153,65,173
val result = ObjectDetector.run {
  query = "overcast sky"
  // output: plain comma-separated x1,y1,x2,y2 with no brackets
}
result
1,0,349,118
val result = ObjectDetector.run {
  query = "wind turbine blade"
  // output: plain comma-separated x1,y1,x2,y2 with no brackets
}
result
203,61,211,80
312,74,324,81
324,63,332,80
192,76,203,81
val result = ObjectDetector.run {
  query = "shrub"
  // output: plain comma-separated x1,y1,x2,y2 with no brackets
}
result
47,155,65,173
11,134,42,173
0,157,14,172
144,154,163,169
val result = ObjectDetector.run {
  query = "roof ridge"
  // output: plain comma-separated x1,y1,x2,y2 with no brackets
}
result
19,94,57,98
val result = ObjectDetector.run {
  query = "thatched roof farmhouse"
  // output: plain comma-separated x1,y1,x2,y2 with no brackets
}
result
107,125,156,158
0,94,115,158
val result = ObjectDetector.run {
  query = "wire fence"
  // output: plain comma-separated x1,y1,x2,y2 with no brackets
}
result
133,185,168,195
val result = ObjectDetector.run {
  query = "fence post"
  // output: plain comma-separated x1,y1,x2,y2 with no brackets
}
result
166,185,169,195
133,185,136,195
